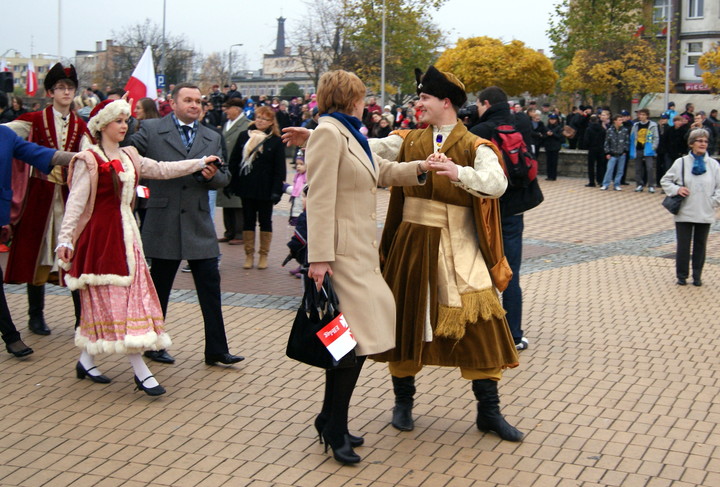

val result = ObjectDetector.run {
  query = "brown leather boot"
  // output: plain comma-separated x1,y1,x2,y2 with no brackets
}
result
258,231,272,269
243,231,255,269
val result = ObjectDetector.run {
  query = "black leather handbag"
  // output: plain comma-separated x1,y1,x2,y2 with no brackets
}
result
662,159,685,215
286,274,357,369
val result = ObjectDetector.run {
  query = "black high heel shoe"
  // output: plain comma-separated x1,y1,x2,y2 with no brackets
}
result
322,431,361,464
314,416,364,447
76,361,111,384
6,340,33,358
134,375,166,396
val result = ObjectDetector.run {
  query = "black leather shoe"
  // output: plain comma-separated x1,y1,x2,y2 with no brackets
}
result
6,340,33,358
693,279,702,287
144,350,175,364
28,316,51,335
677,278,687,286
76,361,111,384
205,352,245,365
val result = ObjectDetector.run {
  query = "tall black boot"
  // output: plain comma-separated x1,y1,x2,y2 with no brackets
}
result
27,284,50,335
322,357,366,464
472,379,523,442
314,368,364,447
391,375,415,431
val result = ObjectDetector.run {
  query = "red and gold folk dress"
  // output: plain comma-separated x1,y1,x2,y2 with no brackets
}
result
63,149,169,355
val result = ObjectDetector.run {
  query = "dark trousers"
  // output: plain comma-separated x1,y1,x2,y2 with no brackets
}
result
545,150,559,180
150,257,229,355
241,198,273,232
675,222,711,280
222,207,243,239
501,214,524,343
587,149,606,185
0,267,20,345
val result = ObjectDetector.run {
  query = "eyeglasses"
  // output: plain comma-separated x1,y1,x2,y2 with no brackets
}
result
52,86,75,93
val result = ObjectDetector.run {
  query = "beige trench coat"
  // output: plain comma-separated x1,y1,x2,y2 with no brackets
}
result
305,116,423,356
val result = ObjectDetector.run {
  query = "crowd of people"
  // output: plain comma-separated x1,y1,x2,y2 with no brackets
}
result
2,61,719,467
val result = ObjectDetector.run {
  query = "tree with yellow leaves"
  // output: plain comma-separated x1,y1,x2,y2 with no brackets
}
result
562,40,663,100
435,37,557,96
699,44,720,89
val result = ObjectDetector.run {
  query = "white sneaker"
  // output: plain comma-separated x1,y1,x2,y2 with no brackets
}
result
648,186,655,194
600,185,608,191
515,337,529,351
634,185,643,192
614,186,622,191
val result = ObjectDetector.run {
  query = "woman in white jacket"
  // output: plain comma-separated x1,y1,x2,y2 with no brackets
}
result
661,128,720,286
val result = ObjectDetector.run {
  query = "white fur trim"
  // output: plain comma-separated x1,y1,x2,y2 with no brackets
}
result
65,150,139,291
88,100,131,137
75,328,172,355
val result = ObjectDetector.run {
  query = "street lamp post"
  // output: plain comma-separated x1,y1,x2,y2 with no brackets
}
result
229,44,244,87
380,0,386,107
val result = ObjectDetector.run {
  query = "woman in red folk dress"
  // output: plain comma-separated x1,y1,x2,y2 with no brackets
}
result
56,99,221,396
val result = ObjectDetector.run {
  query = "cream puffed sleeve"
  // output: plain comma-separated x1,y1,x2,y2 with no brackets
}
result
452,144,508,199
122,146,207,179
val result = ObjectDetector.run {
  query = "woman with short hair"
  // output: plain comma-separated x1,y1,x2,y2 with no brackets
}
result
661,128,720,286
302,70,440,464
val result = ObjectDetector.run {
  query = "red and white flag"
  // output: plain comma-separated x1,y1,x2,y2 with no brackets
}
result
1,59,8,72
26,61,37,96
124,46,157,111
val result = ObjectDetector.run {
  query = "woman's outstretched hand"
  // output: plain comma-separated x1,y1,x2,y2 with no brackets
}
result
426,152,458,181
282,127,311,147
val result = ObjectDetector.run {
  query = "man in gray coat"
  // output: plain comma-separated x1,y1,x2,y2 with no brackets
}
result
217,97,249,244
131,83,244,366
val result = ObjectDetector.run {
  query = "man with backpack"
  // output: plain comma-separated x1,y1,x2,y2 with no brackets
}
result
471,86,544,353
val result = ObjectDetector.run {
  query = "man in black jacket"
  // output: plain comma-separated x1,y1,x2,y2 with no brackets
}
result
471,86,543,352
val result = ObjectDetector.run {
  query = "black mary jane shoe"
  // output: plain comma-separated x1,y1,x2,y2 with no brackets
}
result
134,375,166,396
322,430,361,465
314,416,364,447
6,340,33,358
76,361,112,384
204,352,245,365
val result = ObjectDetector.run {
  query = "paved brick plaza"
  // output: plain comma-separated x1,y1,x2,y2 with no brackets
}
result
0,176,718,487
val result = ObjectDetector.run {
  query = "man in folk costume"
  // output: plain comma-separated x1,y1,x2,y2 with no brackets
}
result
369,66,523,441
3,63,91,335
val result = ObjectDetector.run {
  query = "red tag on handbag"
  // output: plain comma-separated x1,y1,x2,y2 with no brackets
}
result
316,313,357,361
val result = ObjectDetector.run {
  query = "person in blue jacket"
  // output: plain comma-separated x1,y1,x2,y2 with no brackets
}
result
629,108,660,193
0,92,75,357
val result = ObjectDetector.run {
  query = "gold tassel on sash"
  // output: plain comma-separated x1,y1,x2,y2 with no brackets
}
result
436,288,506,340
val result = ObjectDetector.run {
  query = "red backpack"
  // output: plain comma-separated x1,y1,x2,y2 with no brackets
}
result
492,124,538,188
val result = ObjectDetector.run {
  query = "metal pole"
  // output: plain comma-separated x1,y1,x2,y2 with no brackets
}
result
58,0,62,60
663,0,672,109
161,0,166,80
228,50,232,86
380,0,386,107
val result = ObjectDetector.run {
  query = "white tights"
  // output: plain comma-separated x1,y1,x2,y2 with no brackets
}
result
78,351,160,388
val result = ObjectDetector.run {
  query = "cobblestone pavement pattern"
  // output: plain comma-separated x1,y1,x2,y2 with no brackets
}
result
1,175,719,487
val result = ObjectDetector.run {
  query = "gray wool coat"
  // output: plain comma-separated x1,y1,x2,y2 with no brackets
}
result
216,115,249,208
130,115,229,260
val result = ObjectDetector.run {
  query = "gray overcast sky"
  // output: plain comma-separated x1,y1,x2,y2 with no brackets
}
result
3,0,555,70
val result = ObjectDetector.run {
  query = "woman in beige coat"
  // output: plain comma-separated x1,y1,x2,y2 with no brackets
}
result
304,70,449,464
